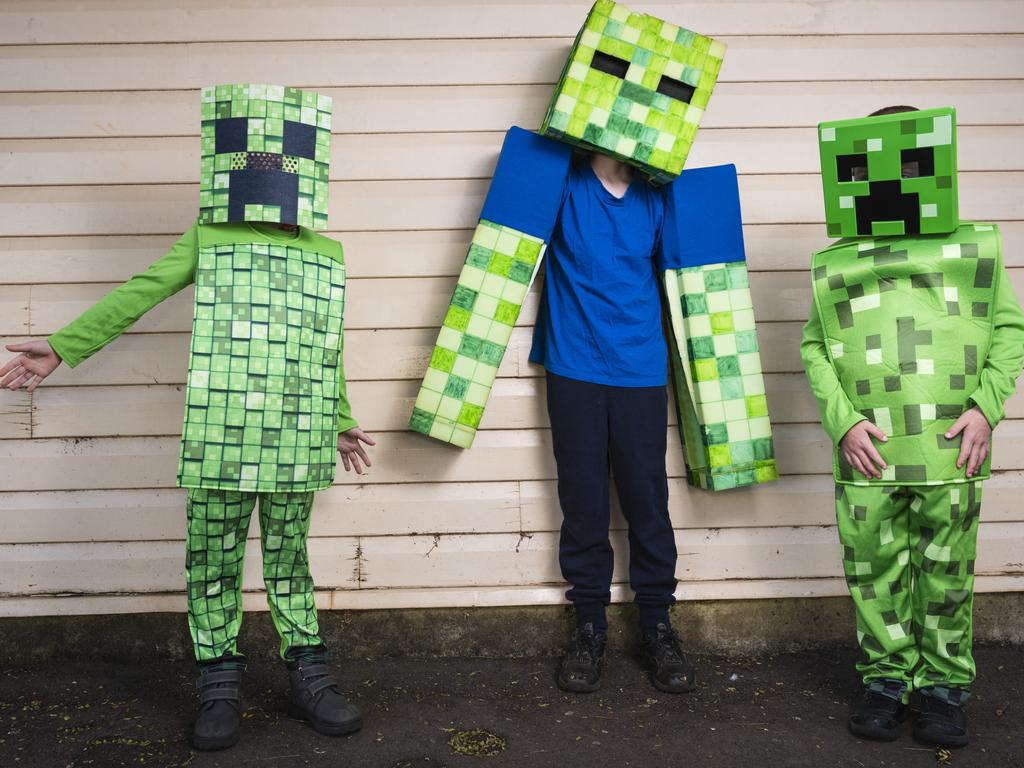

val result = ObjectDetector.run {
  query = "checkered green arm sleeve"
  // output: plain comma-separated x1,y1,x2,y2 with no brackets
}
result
664,263,779,490
799,309,866,444
49,224,199,368
968,264,1024,428
409,220,545,447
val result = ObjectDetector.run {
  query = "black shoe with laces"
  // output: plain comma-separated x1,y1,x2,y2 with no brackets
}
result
557,622,607,693
286,646,362,736
191,655,245,751
641,623,695,694
848,685,907,742
913,693,969,747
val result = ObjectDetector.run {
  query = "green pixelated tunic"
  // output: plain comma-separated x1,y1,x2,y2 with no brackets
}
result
49,221,355,494
807,222,1014,485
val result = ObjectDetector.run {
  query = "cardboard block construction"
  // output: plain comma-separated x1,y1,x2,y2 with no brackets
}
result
410,2,777,490
662,165,778,490
199,83,332,230
541,0,725,183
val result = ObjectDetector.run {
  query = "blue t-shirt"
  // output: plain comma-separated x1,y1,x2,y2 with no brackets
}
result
530,161,667,387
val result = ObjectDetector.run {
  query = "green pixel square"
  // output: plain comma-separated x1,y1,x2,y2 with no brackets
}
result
538,0,725,183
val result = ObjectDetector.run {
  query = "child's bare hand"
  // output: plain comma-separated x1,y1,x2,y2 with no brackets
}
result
0,341,61,391
945,406,992,478
839,420,888,479
337,428,376,475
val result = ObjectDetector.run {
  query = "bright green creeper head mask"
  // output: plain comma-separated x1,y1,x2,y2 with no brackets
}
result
818,106,958,238
199,83,332,230
539,0,725,184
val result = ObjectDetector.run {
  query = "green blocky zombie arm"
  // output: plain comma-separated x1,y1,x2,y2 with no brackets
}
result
409,127,571,448
968,265,1024,427
659,164,777,490
49,224,200,368
800,309,867,444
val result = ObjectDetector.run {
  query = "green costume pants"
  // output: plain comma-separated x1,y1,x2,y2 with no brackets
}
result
835,481,982,702
186,488,321,662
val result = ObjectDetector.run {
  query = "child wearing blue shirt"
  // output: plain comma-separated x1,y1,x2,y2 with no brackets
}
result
531,153,693,695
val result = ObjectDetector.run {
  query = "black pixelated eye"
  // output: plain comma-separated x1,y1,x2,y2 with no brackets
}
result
591,50,630,79
656,75,695,104
283,120,317,160
837,153,868,182
900,146,934,178
215,117,249,154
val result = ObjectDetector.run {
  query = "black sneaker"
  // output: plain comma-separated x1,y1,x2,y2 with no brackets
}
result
557,622,607,693
641,623,695,694
913,693,969,747
191,656,245,751
848,685,907,742
286,646,362,736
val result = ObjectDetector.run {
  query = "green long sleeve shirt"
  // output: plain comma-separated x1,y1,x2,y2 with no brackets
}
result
49,221,359,434
801,258,1024,445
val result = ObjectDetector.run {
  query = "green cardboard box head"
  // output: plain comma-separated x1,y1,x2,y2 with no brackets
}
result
540,0,725,184
199,83,332,230
818,106,958,238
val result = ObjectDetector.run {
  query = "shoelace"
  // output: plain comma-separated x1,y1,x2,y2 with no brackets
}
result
569,632,601,664
653,630,684,665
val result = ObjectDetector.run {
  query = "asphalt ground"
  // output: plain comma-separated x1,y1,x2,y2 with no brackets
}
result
0,645,1020,768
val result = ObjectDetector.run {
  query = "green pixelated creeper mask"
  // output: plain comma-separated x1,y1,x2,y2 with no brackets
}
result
540,0,725,184
199,84,332,230
818,107,958,238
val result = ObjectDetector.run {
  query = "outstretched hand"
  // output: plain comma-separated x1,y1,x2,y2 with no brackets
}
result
337,427,376,475
0,341,62,392
839,419,888,480
945,406,992,478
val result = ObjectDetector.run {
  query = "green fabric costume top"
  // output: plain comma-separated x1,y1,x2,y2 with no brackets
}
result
49,221,356,493
802,222,1024,485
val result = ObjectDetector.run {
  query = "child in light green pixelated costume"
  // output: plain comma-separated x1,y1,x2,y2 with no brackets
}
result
802,105,1024,747
0,84,372,752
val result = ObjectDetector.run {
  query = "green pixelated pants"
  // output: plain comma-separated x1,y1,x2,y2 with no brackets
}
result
836,480,982,698
186,488,320,661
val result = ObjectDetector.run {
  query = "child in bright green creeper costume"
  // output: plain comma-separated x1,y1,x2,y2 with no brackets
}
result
0,84,373,752
801,105,1024,748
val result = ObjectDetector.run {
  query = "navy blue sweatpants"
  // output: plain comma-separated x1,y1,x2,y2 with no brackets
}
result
545,372,677,632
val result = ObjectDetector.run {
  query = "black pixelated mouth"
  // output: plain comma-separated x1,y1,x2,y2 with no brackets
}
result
853,179,920,236
226,169,300,222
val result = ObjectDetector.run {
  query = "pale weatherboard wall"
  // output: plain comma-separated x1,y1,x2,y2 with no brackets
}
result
0,0,1022,618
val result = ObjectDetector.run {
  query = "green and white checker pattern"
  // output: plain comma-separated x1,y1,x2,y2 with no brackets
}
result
199,83,332,230
540,0,724,184
186,488,321,662
818,107,958,238
410,220,545,447
664,262,778,490
811,224,999,486
178,242,346,492
836,480,982,694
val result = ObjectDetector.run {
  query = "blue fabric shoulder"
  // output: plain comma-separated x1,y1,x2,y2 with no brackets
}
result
658,163,746,269
479,126,573,241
